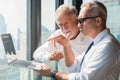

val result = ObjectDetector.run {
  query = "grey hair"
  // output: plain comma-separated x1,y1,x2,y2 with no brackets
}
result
55,4,78,19
81,1,107,25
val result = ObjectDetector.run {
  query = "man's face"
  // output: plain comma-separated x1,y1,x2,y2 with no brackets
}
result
77,6,99,38
56,13,79,39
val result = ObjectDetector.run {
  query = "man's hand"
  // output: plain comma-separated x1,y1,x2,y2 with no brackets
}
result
36,64,52,77
49,50,64,61
48,34,70,47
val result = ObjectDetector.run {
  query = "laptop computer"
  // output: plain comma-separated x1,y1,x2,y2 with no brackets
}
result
0,33,44,70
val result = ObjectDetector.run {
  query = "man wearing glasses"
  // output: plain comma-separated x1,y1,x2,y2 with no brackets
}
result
36,1,120,80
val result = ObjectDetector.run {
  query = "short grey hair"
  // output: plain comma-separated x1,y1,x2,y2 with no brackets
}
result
55,4,78,19
81,1,107,25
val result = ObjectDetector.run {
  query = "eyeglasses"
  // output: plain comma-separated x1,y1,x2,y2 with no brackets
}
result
77,16,99,24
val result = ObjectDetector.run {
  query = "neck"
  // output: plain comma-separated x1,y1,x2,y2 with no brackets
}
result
91,27,106,39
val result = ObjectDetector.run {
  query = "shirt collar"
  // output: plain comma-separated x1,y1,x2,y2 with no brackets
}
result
93,29,109,45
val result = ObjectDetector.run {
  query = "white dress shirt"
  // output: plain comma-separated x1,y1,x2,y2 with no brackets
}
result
68,29,120,80
33,29,91,72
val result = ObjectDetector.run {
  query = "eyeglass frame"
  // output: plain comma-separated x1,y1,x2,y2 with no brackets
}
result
77,16,99,24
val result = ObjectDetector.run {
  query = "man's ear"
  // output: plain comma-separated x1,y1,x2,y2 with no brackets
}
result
96,17,102,25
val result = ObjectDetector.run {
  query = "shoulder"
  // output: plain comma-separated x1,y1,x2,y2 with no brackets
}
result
95,34,120,52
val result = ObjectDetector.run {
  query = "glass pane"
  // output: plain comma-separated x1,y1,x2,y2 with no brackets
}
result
41,0,55,44
64,0,72,4
0,0,28,80
105,1,120,42
41,0,55,80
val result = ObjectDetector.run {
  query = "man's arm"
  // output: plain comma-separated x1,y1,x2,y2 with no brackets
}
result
36,64,69,80
33,42,53,62
33,29,64,62
33,41,64,62
63,42,75,67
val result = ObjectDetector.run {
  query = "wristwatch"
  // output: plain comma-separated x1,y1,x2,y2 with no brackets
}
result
50,70,58,79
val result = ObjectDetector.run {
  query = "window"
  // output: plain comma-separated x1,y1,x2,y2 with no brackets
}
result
41,0,55,44
41,0,55,80
105,0,120,42
0,0,29,80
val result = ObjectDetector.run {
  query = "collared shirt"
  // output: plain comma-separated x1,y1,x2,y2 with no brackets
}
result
33,29,91,72
68,29,120,80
